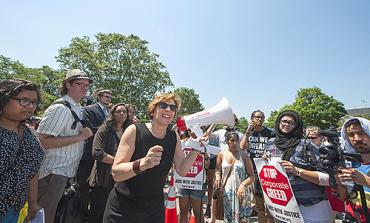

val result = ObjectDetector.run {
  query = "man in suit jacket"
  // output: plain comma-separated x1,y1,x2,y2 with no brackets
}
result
77,89,112,222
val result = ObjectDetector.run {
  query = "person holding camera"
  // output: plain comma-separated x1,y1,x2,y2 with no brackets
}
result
306,126,346,222
337,117,370,223
267,110,332,222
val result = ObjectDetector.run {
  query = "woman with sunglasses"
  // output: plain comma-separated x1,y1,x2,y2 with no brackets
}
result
103,92,200,223
0,79,44,222
267,110,332,222
88,103,131,223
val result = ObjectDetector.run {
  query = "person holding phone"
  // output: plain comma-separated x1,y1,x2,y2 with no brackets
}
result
240,110,275,223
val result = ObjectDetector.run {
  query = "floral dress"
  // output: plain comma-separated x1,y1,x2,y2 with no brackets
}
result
222,157,253,222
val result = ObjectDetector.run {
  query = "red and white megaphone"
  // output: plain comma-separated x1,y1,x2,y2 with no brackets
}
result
176,97,235,132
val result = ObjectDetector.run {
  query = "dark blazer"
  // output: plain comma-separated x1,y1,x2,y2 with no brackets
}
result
81,102,107,160
91,123,120,188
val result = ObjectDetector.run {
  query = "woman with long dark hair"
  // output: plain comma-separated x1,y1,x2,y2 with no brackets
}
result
88,103,130,223
0,79,44,222
211,131,254,223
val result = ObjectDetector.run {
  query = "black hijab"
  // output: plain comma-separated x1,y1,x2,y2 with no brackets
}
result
274,110,304,161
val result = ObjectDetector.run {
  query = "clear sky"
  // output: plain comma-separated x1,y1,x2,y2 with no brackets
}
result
1,0,369,119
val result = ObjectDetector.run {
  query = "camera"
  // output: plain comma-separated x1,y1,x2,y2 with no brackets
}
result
318,129,363,168
318,129,343,168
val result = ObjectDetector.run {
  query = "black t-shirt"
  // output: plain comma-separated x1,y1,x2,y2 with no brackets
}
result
247,127,275,159
247,127,275,197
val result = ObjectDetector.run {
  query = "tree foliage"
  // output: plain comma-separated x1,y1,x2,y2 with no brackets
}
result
174,87,204,117
266,87,347,130
56,33,173,119
0,55,63,111
236,116,248,132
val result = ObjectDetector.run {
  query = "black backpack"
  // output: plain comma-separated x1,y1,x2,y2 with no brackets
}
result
53,99,85,129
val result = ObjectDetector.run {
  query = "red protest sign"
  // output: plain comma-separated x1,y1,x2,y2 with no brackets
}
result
259,165,293,206
183,148,203,178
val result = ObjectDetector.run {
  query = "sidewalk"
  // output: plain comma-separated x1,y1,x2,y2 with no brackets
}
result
165,184,342,223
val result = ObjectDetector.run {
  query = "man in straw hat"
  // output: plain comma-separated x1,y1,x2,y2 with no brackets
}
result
37,69,94,223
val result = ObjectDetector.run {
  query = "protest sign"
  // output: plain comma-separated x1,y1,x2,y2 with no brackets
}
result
254,157,304,223
174,142,204,190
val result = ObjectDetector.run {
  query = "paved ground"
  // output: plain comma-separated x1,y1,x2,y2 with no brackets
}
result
165,184,343,222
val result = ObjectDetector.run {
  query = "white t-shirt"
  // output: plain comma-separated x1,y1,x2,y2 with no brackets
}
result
210,129,243,151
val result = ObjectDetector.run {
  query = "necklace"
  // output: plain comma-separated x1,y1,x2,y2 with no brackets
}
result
115,128,124,138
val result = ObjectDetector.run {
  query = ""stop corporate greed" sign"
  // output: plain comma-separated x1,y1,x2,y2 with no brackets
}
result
259,165,293,206
254,157,304,223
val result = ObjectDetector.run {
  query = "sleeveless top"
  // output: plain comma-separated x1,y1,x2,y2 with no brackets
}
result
115,123,177,199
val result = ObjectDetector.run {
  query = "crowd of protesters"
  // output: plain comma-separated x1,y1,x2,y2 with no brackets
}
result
0,70,369,223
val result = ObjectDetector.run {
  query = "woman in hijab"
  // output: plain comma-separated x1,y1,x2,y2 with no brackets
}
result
269,110,332,223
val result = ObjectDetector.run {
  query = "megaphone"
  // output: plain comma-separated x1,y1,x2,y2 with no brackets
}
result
176,97,235,132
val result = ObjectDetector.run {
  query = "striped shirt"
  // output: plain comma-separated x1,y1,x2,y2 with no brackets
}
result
37,95,84,179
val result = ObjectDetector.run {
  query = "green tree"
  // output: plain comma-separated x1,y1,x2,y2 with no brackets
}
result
236,116,248,132
266,105,292,128
174,87,204,117
267,87,347,130
56,33,173,119
0,55,63,111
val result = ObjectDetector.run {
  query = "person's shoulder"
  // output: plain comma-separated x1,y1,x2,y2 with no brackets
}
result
83,102,100,112
262,127,275,135
44,101,69,114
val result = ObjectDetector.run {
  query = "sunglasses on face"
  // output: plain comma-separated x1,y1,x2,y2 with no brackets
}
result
158,102,177,112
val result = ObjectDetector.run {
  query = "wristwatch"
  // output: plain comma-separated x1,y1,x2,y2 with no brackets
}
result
296,168,303,177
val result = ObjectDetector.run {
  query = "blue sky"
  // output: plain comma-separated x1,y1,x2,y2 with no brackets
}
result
1,0,369,119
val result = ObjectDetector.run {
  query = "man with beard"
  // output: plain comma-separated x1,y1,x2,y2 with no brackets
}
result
337,117,370,223
240,110,275,223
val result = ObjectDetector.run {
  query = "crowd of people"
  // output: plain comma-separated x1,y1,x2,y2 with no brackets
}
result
0,69,369,223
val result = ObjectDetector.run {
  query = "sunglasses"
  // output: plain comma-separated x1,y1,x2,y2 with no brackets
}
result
158,102,177,112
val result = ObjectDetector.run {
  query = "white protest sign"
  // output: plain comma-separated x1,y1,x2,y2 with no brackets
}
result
174,141,204,190
254,157,304,223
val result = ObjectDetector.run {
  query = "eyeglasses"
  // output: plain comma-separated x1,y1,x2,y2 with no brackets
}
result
102,95,112,100
280,119,296,126
158,102,177,112
10,98,40,108
253,116,264,119
308,136,321,140
72,82,90,88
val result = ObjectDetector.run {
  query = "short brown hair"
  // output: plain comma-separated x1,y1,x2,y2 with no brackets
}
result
97,89,112,97
147,92,181,119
